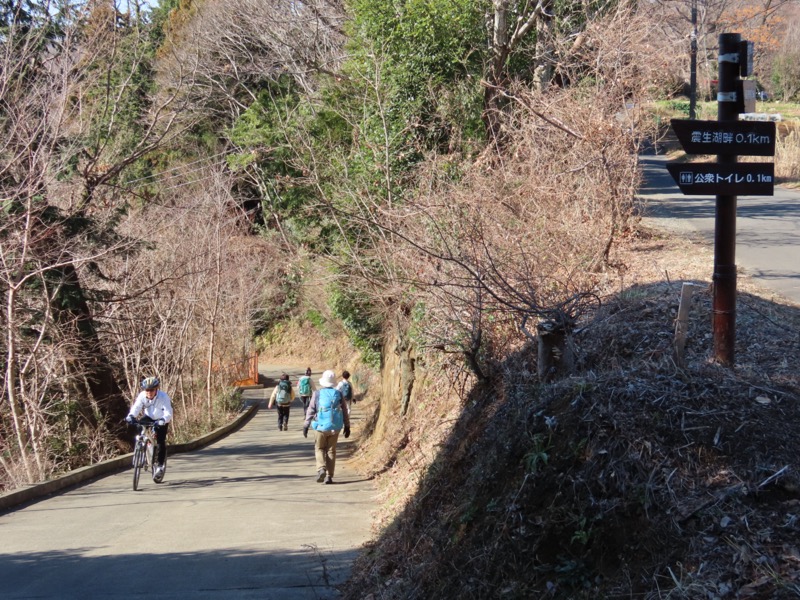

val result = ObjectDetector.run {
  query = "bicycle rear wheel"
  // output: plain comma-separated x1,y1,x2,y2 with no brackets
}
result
132,444,143,491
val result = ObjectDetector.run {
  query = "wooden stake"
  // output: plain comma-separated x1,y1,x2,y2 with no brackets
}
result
674,282,696,367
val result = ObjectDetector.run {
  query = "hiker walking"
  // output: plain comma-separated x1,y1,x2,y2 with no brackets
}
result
336,370,354,414
297,368,315,414
303,369,350,484
269,373,295,431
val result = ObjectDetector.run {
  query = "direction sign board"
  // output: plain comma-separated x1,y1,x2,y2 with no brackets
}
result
666,162,774,196
738,80,756,114
740,40,754,77
670,119,775,156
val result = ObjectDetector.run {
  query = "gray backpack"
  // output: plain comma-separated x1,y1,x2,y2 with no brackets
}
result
276,380,292,405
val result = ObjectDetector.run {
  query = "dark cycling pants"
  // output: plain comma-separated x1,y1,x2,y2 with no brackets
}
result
277,406,290,430
154,423,168,465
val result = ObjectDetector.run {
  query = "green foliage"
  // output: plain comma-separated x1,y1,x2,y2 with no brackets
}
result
459,502,478,524
650,99,717,123
228,77,345,248
1,0,43,32
147,0,182,47
570,515,593,545
772,53,800,102
407,299,430,347
217,388,244,413
523,433,552,475
54,4,160,199
152,0,199,59
349,0,485,91
255,320,287,351
347,0,486,154
252,268,302,338
662,99,691,117
329,282,382,368
229,80,299,149
571,436,589,459
304,309,328,335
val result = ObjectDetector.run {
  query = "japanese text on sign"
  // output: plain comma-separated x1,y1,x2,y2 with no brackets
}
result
669,119,775,156
666,162,775,195
679,170,773,185
689,130,771,145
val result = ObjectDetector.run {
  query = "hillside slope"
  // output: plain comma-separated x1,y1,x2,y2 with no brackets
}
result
344,225,800,599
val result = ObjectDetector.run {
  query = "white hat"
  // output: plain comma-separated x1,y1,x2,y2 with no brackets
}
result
319,370,336,388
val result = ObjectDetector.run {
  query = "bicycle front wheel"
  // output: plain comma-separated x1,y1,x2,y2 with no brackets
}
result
132,444,143,491
146,440,154,472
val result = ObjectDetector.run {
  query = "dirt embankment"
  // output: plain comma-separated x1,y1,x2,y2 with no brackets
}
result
342,226,800,599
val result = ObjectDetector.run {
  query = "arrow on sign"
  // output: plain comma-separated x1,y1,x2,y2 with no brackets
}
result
666,162,774,196
670,119,775,156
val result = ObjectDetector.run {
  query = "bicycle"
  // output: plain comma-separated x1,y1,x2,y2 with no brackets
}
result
129,417,166,491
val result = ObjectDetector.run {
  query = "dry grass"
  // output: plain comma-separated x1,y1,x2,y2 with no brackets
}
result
776,126,800,185
344,224,800,600
260,316,359,371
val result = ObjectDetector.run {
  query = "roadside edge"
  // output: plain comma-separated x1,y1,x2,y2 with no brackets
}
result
0,387,262,513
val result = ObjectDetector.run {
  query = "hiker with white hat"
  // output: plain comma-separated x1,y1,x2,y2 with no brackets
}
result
303,369,351,484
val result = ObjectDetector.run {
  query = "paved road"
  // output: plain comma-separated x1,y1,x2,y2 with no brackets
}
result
639,154,800,304
0,367,374,600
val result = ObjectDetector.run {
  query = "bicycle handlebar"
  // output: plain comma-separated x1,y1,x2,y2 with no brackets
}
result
128,417,159,427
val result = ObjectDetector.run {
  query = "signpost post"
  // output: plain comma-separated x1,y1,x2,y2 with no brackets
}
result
665,33,775,366
714,32,741,366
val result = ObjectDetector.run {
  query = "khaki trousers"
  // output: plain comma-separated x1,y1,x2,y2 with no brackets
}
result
313,429,340,477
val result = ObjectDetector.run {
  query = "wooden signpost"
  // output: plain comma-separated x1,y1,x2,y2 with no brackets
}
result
666,162,774,196
669,119,775,157
665,33,775,366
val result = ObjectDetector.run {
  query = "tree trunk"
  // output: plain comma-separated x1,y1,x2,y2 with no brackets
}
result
483,0,510,146
5,286,35,483
205,219,223,425
534,10,554,92
398,339,416,416
537,320,573,381
51,263,129,446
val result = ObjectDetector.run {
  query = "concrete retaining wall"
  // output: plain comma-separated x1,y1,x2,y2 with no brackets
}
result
0,397,260,513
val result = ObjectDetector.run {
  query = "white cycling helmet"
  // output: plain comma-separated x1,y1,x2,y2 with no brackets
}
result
141,376,160,390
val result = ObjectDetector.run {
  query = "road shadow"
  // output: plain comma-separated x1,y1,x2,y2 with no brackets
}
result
0,546,357,599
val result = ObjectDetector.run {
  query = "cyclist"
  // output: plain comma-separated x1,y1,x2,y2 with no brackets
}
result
125,376,173,482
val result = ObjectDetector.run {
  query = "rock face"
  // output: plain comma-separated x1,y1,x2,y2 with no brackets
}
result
374,331,418,442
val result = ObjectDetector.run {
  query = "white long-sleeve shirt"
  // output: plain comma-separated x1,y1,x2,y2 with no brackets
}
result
128,390,174,423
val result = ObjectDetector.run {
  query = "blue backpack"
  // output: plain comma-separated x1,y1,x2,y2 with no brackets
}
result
311,388,344,432
298,376,312,396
